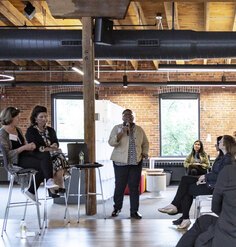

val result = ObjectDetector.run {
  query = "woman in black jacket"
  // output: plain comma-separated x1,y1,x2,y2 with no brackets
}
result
158,135,235,229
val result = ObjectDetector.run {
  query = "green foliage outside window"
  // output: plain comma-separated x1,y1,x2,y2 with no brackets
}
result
160,95,199,157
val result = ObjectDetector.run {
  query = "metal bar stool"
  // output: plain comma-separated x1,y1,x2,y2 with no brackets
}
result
194,195,213,218
42,177,70,228
65,163,106,222
0,144,41,237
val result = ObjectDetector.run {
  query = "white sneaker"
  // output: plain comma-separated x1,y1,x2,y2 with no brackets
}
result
177,219,191,229
45,178,59,189
24,190,41,205
158,204,178,215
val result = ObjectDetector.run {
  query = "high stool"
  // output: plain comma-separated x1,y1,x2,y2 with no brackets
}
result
0,144,41,237
42,177,70,228
65,163,106,222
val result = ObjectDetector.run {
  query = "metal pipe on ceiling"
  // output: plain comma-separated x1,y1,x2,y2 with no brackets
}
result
3,64,236,74
1,81,236,87
1,29,236,60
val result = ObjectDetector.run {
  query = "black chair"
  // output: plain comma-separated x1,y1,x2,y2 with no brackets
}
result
65,143,106,222
0,144,41,237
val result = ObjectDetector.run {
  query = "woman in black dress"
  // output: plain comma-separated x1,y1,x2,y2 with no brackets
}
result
26,105,69,197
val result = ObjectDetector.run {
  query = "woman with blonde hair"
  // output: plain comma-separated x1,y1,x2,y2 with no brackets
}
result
0,106,58,202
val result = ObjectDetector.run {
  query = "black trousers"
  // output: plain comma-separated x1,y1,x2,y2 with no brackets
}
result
176,215,217,247
18,151,53,194
172,176,213,219
113,161,142,214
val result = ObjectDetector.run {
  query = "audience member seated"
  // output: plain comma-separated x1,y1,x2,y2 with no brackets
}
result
176,149,236,247
25,105,69,198
158,135,235,229
0,106,58,202
184,140,210,176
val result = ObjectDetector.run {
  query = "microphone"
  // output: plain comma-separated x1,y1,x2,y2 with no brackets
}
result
123,122,130,136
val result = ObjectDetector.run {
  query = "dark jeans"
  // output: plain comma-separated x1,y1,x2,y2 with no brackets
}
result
18,151,53,194
172,176,213,219
113,161,142,214
176,215,217,247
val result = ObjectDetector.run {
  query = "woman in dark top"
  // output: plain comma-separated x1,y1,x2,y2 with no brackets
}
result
26,105,68,196
0,107,58,202
176,154,236,247
158,135,235,229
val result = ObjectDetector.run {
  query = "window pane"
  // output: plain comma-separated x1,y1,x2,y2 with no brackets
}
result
160,95,199,156
55,99,84,139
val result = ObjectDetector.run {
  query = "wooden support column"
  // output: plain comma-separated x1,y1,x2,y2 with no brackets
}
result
82,17,96,215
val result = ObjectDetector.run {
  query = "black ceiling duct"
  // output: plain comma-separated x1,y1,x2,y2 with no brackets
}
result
94,18,113,45
1,29,236,60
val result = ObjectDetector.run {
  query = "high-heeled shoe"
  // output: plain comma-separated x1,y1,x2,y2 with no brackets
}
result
48,189,60,198
177,219,191,229
58,188,66,194
172,217,183,225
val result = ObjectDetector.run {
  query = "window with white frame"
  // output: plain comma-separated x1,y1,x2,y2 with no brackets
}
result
52,93,84,153
160,93,199,157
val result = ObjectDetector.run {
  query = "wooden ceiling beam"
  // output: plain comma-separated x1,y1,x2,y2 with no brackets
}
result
33,60,49,69
0,1,33,26
227,3,236,64
130,60,138,70
55,61,68,70
33,1,82,28
164,2,180,30
153,60,159,70
130,2,156,70
0,20,6,26
204,2,210,65
11,60,27,67
130,2,147,27
204,2,210,31
164,2,183,65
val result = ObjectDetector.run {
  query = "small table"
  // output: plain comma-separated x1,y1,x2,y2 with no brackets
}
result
146,169,166,198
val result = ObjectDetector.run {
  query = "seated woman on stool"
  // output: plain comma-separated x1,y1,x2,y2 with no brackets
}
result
26,105,69,197
176,145,236,247
0,107,58,202
184,140,210,176
158,135,235,229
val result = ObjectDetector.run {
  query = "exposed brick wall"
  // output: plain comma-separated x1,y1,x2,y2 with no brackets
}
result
1,85,235,159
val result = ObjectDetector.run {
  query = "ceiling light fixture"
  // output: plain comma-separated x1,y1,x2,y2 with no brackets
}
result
24,1,36,20
123,75,128,88
72,67,100,84
155,13,162,20
0,74,14,82
156,13,163,30
158,64,236,72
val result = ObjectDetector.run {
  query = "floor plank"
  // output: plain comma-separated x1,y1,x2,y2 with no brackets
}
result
0,219,186,247
0,183,195,246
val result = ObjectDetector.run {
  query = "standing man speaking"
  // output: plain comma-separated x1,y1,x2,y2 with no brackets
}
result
108,109,149,219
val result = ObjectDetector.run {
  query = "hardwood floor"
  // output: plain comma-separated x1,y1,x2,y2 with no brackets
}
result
0,219,186,247
0,183,194,246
